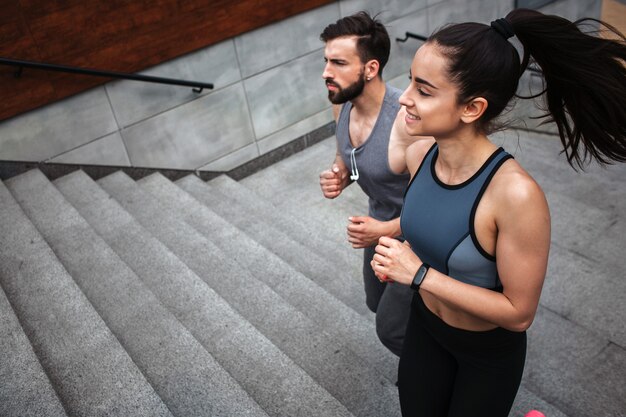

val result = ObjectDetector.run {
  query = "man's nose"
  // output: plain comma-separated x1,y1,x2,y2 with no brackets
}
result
322,63,333,79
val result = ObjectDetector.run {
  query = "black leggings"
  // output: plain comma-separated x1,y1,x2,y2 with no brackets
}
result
398,293,527,417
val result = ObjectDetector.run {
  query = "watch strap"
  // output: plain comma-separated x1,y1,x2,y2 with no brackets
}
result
410,263,430,291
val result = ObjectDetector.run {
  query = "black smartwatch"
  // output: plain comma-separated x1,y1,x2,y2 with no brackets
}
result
410,263,430,291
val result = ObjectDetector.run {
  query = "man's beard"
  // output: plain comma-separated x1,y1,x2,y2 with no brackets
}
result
326,72,366,104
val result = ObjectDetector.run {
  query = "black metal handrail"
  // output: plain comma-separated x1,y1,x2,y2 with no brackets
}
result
1,57,213,93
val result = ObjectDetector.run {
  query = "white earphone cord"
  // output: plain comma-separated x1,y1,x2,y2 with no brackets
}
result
350,147,359,181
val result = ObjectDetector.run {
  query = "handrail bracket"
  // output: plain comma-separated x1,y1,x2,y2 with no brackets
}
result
396,32,428,43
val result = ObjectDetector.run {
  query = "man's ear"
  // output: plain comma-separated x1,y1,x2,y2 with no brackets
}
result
364,59,380,80
461,97,488,124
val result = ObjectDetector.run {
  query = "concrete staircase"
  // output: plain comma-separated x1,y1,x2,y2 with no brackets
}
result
0,143,400,416
3,132,625,417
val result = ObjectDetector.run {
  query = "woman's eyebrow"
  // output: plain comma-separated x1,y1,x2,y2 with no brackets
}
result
414,76,438,89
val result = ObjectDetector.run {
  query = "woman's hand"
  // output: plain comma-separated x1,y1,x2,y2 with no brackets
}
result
370,236,422,286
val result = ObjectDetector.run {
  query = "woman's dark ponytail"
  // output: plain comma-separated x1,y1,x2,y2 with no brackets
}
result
506,9,626,168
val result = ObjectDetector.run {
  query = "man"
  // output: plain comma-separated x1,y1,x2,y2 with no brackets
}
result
319,12,425,356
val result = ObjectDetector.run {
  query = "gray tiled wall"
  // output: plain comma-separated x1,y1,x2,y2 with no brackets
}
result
0,0,601,171
106,40,242,128
50,132,130,166
122,83,255,169
339,0,429,22
0,87,118,161
235,3,340,78
244,50,328,139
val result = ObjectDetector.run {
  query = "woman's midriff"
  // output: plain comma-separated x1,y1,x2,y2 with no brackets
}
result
420,291,499,332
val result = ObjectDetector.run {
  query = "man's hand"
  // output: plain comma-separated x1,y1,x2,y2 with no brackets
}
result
347,216,401,248
347,216,388,248
320,164,348,199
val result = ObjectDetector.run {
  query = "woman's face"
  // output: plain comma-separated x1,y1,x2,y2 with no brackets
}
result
399,43,467,139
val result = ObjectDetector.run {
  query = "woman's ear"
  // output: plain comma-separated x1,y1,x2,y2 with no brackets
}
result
461,97,488,124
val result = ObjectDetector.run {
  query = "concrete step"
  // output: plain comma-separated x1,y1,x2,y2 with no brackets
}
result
176,174,370,319
239,137,367,265
98,170,400,417
0,178,172,417
510,384,568,417
208,174,362,271
55,170,328,417
0,281,67,417
149,173,398,382
6,169,260,417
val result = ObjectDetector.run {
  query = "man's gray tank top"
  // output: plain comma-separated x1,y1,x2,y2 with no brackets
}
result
336,85,410,221
401,144,513,289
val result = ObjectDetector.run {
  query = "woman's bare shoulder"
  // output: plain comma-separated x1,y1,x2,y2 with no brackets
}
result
489,158,549,220
406,138,436,176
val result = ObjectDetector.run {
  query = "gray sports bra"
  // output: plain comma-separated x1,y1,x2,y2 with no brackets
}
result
400,144,513,290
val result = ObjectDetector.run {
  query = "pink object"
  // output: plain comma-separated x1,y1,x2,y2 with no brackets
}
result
524,411,546,417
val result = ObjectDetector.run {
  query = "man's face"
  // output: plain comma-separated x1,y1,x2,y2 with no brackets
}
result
323,36,366,104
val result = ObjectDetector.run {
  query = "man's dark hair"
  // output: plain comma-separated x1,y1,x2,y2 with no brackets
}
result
320,11,390,76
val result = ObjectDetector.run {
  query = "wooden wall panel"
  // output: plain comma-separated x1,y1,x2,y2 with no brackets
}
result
0,0,335,121
0,0,57,119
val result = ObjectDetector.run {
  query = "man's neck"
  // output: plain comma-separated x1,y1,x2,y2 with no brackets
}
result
350,78,386,119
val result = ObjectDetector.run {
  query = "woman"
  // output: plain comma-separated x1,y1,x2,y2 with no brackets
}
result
371,8,626,417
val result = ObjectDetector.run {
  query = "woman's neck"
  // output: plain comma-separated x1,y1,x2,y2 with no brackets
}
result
434,133,498,185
